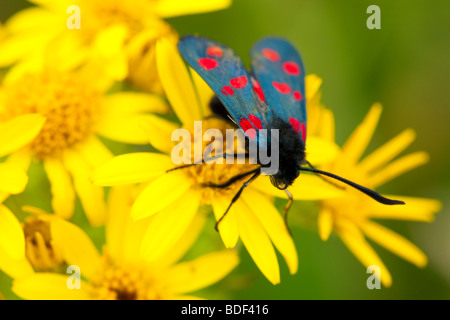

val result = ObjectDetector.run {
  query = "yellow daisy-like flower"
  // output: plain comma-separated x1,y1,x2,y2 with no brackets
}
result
1,187,238,300
0,0,231,92
315,103,441,287
0,207,63,281
92,39,343,284
0,68,169,225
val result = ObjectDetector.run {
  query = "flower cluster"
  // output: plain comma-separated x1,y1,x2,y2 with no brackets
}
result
0,0,440,299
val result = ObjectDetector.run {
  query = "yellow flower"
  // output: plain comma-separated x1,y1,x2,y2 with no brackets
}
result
316,103,441,287
0,114,45,200
0,68,169,225
0,206,63,281
0,0,231,92
7,186,238,300
92,39,343,284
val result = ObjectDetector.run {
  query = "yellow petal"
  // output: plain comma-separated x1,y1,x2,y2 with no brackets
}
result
118,209,153,264
305,74,323,100
62,150,106,226
105,186,135,263
212,195,239,248
5,6,61,33
252,175,345,200
97,92,169,144
241,189,298,275
0,114,45,157
102,92,169,116
6,147,32,172
76,136,113,169
51,218,101,281
362,221,428,267
164,250,239,294
91,152,173,186
156,212,207,267
156,38,201,125
93,24,128,59
0,27,58,67
0,245,33,279
140,189,200,262
359,129,416,173
44,32,87,72
318,207,334,241
235,200,280,285
0,204,25,260
139,114,179,154
369,151,429,188
366,195,441,222
131,171,191,220
0,162,28,194
189,67,214,118
13,273,90,300
98,114,148,144
155,0,232,18
342,103,382,164
337,220,392,287
43,157,75,220
306,136,339,165
2,53,45,85
317,107,335,142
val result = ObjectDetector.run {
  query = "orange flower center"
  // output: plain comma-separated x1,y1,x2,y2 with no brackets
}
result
181,118,259,204
4,72,102,159
23,216,64,272
90,260,162,300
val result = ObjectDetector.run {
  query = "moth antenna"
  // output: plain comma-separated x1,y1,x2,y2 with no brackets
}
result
299,167,405,205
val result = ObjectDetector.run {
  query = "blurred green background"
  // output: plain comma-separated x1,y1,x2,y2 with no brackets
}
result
1,0,449,299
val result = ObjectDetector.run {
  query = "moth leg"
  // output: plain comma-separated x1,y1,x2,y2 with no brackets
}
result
215,168,261,232
166,153,249,173
283,189,294,236
203,166,260,189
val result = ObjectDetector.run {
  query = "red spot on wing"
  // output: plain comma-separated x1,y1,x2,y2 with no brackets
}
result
249,115,263,130
272,81,291,94
206,46,223,57
300,122,306,142
239,119,253,131
262,48,281,61
283,61,301,76
230,76,248,89
252,80,265,102
293,91,303,101
289,117,300,134
245,129,256,140
239,118,256,140
289,118,306,141
221,86,233,95
198,58,218,70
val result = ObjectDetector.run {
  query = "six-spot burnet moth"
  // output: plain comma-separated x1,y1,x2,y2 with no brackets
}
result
173,35,404,232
